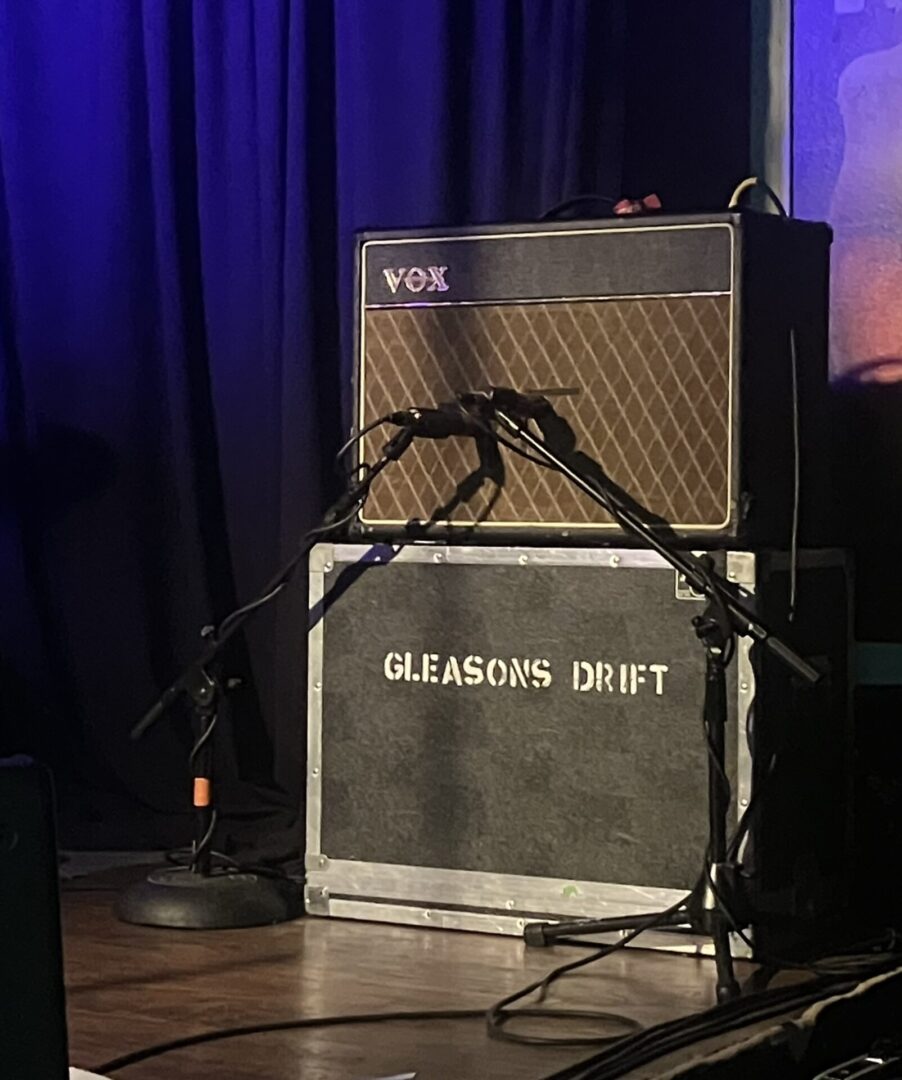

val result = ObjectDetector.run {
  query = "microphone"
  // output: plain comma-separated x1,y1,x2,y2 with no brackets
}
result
388,386,578,438
387,404,485,439
458,386,574,422
486,386,555,419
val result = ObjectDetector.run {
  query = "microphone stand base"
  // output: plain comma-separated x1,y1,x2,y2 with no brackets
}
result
115,866,303,930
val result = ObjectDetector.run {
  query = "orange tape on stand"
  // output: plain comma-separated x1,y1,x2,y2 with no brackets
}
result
193,777,211,808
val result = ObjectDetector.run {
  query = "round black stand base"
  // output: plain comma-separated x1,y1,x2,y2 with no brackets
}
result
115,867,304,929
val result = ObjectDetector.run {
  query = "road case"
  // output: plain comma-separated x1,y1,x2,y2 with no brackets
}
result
306,544,853,956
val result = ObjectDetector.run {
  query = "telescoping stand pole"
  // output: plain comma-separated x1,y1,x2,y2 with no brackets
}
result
470,394,820,1002
117,425,416,930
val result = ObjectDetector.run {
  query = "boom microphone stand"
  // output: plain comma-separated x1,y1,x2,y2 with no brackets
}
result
117,425,416,929
465,390,821,1002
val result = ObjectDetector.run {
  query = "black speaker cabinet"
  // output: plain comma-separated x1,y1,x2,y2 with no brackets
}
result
353,212,835,546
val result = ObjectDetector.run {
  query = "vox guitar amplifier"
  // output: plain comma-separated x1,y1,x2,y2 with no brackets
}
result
353,213,834,545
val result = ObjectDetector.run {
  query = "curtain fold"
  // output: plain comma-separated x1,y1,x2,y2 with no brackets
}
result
0,0,626,849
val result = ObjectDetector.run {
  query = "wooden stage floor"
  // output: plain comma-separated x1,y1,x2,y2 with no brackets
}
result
62,879,755,1079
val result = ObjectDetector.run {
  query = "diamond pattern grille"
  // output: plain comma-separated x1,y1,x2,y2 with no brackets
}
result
360,295,732,531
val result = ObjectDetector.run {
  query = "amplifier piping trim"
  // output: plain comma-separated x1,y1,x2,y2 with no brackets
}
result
357,222,736,534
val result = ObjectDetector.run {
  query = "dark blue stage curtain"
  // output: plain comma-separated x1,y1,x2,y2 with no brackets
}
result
0,1,626,849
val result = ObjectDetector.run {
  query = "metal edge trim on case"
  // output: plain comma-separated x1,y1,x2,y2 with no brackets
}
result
726,551,757,587
309,544,333,574
728,552,757,816
305,545,330,862
306,857,687,915
329,544,723,571
307,897,751,959
737,639,756,815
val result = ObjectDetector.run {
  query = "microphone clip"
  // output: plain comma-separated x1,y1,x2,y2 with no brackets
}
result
457,387,552,424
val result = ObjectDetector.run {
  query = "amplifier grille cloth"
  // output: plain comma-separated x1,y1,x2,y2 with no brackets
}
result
360,295,731,528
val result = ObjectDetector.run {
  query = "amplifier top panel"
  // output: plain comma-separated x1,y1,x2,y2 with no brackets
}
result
361,220,734,306
358,213,830,307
